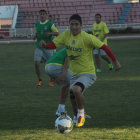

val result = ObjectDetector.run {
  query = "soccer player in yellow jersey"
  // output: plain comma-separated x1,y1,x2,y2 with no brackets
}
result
39,14,121,127
93,13,113,72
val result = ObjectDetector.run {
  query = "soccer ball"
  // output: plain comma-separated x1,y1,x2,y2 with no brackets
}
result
55,115,73,134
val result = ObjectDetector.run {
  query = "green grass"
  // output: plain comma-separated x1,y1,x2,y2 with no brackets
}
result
0,39,140,140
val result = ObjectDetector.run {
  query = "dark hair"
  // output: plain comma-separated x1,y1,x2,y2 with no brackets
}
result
69,14,82,25
95,13,101,18
39,9,47,13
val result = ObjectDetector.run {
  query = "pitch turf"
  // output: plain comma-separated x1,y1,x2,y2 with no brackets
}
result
0,39,140,140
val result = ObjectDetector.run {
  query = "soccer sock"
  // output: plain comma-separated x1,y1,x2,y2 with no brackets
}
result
58,104,65,112
77,109,84,118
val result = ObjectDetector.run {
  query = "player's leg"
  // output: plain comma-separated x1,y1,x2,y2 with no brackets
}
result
45,64,62,115
56,69,73,116
73,83,85,127
43,49,55,86
100,49,113,70
56,84,69,116
70,90,78,124
45,64,71,116
34,48,43,87
70,74,96,127
45,63,57,85
93,49,102,72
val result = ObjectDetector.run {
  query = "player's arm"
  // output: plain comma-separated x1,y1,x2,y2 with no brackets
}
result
51,25,59,36
100,44,121,71
33,28,37,40
45,25,59,37
101,23,109,42
90,35,121,71
39,40,56,49
101,33,108,42
40,31,66,49
56,57,69,85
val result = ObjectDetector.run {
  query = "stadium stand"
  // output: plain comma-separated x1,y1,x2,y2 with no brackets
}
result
0,0,140,29
125,2,140,24
118,3,132,24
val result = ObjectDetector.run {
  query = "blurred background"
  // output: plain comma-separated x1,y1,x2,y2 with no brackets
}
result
0,0,140,39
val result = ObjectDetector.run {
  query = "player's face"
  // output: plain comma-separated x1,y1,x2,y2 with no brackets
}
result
95,15,101,23
39,12,47,22
69,20,82,36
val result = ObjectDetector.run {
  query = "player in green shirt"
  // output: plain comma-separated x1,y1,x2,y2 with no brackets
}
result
39,14,121,127
45,48,73,116
33,9,59,87
93,13,113,72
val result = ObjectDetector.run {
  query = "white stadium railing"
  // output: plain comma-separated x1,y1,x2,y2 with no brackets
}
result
0,23,140,39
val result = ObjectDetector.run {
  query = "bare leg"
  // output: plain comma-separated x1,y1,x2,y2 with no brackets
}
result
73,85,84,109
35,61,42,80
94,54,101,69
72,85,85,127
70,98,78,116
56,84,69,114
59,84,69,104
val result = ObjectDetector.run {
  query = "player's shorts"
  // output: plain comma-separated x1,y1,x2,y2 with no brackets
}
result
70,74,96,93
93,48,106,56
45,64,73,87
34,48,55,62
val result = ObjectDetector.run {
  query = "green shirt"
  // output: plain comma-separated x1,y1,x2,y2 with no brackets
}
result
35,20,55,49
46,48,67,65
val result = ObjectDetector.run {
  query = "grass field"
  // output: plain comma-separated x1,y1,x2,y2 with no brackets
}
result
0,38,140,140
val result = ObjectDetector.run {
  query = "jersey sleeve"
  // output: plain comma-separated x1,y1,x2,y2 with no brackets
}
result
53,31,67,47
104,23,109,34
51,24,58,32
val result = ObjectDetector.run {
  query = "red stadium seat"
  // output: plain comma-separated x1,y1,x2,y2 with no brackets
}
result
0,0,139,27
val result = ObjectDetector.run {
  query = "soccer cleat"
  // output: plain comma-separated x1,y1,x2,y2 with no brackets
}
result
56,110,67,117
96,69,102,72
108,63,113,70
37,80,42,87
76,116,85,127
49,81,54,87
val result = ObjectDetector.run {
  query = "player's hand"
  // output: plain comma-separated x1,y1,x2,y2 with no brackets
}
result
39,40,46,48
113,60,121,71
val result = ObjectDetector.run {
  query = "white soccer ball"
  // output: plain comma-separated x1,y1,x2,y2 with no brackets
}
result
55,115,73,134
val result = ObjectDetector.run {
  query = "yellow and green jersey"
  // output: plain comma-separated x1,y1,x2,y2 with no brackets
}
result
46,48,67,65
35,20,58,49
92,21,109,45
53,30,104,74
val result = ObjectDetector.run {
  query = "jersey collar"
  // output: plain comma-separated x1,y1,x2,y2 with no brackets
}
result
40,20,48,24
